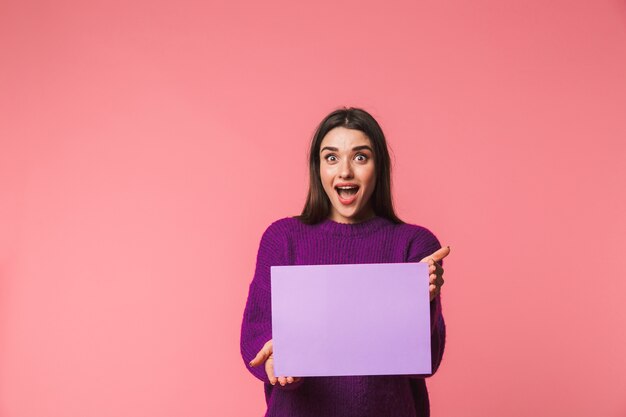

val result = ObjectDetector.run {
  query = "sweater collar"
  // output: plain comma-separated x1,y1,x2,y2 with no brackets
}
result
318,215,390,238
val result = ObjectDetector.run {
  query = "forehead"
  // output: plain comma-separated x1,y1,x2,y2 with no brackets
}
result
320,127,372,150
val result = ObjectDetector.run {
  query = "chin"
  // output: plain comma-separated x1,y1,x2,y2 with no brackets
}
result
336,208,365,221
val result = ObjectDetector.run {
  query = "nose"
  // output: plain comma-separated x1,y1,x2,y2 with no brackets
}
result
338,158,354,179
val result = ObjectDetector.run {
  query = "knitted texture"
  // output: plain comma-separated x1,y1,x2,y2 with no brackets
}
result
240,215,446,417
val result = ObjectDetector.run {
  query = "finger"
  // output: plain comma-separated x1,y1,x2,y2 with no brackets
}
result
266,356,277,385
286,376,294,384
430,283,442,300
436,276,445,287
429,264,436,274
430,273,437,284
278,376,287,386
250,347,268,367
420,246,450,263
250,340,272,367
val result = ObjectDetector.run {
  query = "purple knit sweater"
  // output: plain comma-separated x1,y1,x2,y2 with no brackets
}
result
240,215,446,417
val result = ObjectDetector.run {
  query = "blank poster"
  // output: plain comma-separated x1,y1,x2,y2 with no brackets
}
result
271,262,431,377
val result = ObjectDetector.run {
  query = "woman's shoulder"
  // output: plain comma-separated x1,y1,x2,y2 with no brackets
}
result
265,215,301,230
259,216,302,240
395,220,440,241
394,220,442,260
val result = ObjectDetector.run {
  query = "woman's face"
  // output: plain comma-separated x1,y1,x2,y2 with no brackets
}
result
319,127,377,224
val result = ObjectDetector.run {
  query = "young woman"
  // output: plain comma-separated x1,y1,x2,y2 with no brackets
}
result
240,107,449,417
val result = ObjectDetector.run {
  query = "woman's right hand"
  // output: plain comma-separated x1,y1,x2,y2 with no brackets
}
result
249,339,302,386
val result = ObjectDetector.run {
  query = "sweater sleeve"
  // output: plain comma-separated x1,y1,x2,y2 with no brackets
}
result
240,221,304,390
405,227,447,379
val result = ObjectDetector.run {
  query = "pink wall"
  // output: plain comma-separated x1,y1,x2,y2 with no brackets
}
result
2,1,625,416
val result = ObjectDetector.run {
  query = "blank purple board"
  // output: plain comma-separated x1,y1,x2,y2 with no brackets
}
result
270,262,431,377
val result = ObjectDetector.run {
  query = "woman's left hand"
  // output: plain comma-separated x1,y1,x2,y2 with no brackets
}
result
420,246,450,302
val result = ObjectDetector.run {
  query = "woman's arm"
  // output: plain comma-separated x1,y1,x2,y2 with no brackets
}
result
240,222,304,390
405,227,448,379
428,291,446,376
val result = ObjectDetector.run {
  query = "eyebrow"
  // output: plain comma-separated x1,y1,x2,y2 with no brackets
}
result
320,145,374,153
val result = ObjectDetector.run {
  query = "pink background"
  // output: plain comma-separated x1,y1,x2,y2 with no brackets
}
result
1,1,625,416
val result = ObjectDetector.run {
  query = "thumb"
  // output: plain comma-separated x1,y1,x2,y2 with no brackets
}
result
420,246,451,263
249,340,273,367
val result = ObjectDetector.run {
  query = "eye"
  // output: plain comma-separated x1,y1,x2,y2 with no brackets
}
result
324,154,337,162
355,153,369,162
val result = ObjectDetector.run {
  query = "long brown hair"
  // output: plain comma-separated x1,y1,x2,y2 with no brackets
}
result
295,107,404,225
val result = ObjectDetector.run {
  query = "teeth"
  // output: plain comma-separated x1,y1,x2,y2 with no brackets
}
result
336,185,359,199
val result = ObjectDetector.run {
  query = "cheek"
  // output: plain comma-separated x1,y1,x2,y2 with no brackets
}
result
320,164,338,181
319,169,330,184
363,167,376,187
319,169,334,192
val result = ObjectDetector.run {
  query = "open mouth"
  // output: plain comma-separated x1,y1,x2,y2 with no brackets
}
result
335,185,359,199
